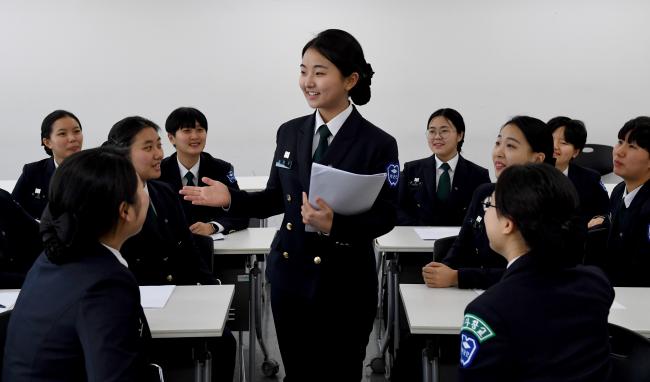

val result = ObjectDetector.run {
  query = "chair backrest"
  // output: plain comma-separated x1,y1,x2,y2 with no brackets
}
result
433,235,457,262
573,144,614,176
608,323,650,382
0,310,11,374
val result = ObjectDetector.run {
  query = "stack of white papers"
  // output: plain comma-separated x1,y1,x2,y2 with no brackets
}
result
414,227,461,240
139,285,175,308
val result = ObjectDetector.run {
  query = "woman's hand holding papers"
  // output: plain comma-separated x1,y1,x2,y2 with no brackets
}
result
301,192,333,234
180,177,231,208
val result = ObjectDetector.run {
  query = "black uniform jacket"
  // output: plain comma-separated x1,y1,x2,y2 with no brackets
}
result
121,180,216,286
459,253,613,382
398,154,490,226
160,152,248,233
568,163,610,224
228,108,399,299
11,157,55,220
3,243,152,381
605,180,650,286
0,189,41,288
442,183,506,289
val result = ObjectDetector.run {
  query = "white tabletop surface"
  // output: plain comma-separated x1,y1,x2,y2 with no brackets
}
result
401,284,650,337
0,180,16,193
236,176,268,192
213,227,277,255
375,226,459,253
145,285,234,339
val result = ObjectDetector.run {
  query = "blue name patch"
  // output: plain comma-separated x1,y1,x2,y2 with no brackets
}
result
386,163,399,188
227,169,237,184
460,333,479,367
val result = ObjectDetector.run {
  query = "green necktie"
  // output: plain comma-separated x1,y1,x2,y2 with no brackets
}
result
437,162,451,201
312,124,331,163
184,171,195,187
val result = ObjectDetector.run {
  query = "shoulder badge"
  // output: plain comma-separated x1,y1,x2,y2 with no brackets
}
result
227,168,237,184
460,333,479,368
461,313,495,343
386,163,399,188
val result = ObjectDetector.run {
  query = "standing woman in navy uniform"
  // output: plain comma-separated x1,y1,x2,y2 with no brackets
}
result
459,164,613,381
548,116,609,226
12,110,83,219
182,29,399,381
4,147,152,381
398,108,490,226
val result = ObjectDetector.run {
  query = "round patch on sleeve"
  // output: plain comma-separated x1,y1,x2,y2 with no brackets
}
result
386,163,399,188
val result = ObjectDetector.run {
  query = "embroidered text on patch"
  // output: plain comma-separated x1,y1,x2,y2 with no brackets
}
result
462,313,495,343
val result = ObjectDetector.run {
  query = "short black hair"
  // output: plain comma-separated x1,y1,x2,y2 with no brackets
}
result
618,116,650,153
548,116,588,152
106,116,160,150
495,163,581,267
302,29,374,105
42,146,140,264
165,107,208,135
428,108,466,152
40,110,82,156
503,116,555,166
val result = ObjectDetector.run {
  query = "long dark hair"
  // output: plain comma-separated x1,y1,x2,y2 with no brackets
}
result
302,29,374,105
495,163,581,266
40,147,139,264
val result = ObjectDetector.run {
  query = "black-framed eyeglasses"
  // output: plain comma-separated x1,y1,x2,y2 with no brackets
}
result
481,196,496,211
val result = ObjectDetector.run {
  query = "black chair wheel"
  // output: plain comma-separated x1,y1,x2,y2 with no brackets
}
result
369,357,386,373
261,359,280,377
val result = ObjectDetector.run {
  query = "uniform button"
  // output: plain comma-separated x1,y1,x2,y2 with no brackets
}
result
163,257,169,262
313,256,321,265
286,194,292,202
164,219,169,224
619,233,623,238
166,275,173,282
286,222,293,231
416,203,421,208
283,252,289,259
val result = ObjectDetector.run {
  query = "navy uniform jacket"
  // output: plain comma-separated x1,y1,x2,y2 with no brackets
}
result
442,183,506,289
121,180,216,286
227,108,399,299
605,180,650,286
11,157,55,220
398,154,490,226
0,189,41,288
160,152,248,233
568,163,610,224
3,243,151,381
459,253,613,382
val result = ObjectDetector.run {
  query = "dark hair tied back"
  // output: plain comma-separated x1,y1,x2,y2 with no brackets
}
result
40,207,80,264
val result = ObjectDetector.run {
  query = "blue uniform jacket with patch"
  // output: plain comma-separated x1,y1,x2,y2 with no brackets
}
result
605,180,650,286
442,183,507,289
397,154,490,226
227,107,399,299
11,157,55,220
160,151,249,234
459,253,613,382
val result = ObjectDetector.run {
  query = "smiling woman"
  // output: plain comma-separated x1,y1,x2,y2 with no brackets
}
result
11,110,83,220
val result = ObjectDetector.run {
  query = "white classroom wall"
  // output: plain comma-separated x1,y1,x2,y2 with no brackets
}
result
0,0,648,180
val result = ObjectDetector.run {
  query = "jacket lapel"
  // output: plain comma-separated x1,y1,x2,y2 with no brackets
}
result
297,113,316,192
168,153,184,190
320,107,362,169
423,155,437,203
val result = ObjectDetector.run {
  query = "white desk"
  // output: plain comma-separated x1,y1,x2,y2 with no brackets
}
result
0,180,16,193
375,226,439,253
608,287,650,337
236,176,269,192
604,183,616,196
212,227,278,381
145,285,234,339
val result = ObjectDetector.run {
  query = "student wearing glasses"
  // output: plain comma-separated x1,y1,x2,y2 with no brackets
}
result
459,163,613,381
398,108,490,226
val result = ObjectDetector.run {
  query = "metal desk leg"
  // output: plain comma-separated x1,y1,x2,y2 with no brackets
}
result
238,331,246,382
248,255,258,382
422,340,440,382
193,346,211,382
393,253,400,358
375,252,396,374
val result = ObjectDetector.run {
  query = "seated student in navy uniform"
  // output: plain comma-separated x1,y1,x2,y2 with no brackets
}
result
4,147,154,381
398,108,490,227
0,189,41,288
422,116,555,290
106,116,236,382
160,107,248,236
548,116,609,226
12,110,83,220
459,163,613,382
597,116,650,286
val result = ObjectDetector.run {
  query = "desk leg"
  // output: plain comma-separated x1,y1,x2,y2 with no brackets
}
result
377,252,396,373
422,340,440,382
238,331,246,382
248,255,258,382
393,253,400,358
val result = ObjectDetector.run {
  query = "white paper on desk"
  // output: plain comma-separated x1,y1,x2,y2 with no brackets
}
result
139,285,175,308
306,163,386,232
210,233,225,241
611,300,626,310
414,227,461,240
0,291,19,311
